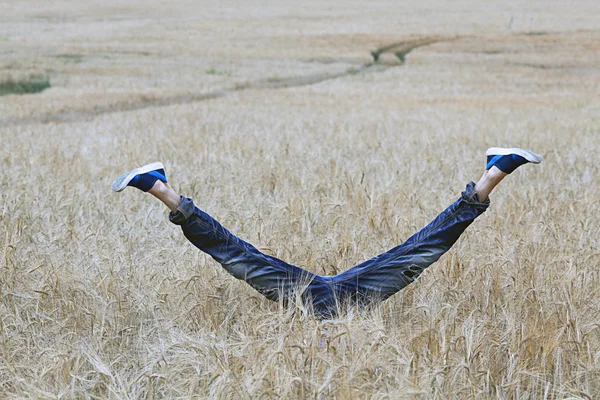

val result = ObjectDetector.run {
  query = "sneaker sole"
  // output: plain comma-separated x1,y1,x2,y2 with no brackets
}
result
111,161,165,192
486,147,543,164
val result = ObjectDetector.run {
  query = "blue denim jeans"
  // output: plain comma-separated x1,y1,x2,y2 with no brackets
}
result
169,182,489,318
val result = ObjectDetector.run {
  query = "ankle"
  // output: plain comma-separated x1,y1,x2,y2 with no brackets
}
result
148,180,168,195
474,167,507,201
486,166,507,182
147,181,181,212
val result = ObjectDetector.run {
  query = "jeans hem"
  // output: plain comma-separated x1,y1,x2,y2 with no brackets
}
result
462,181,490,208
169,196,196,225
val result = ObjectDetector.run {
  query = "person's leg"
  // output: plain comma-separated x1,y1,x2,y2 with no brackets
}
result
168,190,334,305
331,179,488,304
112,163,336,314
147,180,180,211
330,147,542,306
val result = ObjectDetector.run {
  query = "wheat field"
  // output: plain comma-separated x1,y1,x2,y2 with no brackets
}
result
1,0,600,398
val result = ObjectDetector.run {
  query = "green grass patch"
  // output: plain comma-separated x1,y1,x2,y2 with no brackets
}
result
0,75,51,96
205,68,232,76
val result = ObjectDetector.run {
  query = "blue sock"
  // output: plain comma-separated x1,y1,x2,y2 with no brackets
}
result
486,154,528,174
128,169,167,192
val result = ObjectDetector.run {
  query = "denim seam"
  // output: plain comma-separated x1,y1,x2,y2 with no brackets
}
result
333,201,467,284
191,216,307,281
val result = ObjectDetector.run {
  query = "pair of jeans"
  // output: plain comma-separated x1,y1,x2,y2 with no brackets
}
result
169,182,489,318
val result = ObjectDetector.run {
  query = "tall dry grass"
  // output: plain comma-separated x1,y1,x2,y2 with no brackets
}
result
1,0,600,398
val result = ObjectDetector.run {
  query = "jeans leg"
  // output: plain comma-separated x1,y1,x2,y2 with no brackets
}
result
330,182,489,304
170,196,335,310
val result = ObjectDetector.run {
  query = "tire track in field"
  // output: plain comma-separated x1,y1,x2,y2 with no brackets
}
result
1,64,389,127
370,35,458,64
0,36,450,127
3,29,597,127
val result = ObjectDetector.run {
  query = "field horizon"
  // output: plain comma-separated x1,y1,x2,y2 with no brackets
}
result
2,1,600,398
